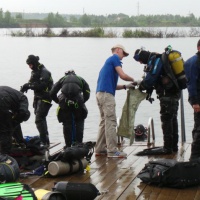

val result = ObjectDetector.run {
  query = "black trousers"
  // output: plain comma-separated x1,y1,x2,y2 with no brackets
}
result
191,112,200,158
12,123,24,144
58,105,87,147
0,111,13,154
159,96,179,151
63,118,85,147
34,99,52,145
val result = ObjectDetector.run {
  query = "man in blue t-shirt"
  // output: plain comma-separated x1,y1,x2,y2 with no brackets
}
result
95,44,136,158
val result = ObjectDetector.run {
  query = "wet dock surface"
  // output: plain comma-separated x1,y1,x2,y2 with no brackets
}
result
19,142,200,200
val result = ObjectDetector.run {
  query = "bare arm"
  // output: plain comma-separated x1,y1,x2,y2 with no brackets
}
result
115,66,134,90
115,66,134,82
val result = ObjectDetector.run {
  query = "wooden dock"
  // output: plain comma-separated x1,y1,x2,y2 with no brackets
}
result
19,142,200,200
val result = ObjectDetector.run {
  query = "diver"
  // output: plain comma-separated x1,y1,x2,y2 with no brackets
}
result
20,55,53,147
50,70,90,148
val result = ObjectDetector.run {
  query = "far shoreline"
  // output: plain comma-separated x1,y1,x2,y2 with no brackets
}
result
9,27,200,38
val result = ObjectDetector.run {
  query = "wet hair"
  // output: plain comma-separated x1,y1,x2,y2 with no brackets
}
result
65,69,75,75
26,55,39,65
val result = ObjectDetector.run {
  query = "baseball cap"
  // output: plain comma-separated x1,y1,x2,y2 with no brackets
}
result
111,44,129,56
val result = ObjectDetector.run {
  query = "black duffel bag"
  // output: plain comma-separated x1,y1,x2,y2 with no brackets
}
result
53,181,100,200
137,158,200,188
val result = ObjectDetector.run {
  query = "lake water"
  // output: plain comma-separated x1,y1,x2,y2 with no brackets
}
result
0,28,197,146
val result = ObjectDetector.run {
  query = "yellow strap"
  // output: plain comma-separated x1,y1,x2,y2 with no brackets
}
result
42,100,51,104
56,106,60,115
170,56,182,63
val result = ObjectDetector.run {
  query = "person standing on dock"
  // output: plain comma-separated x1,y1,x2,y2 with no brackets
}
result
20,55,53,147
50,70,90,148
184,39,200,160
95,44,136,158
0,86,30,154
133,48,181,155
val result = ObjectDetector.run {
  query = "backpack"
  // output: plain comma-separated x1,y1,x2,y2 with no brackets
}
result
0,154,20,183
137,159,200,188
49,141,95,162
162,45,187,90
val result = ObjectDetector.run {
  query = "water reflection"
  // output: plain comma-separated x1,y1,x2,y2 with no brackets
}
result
0,29,196,146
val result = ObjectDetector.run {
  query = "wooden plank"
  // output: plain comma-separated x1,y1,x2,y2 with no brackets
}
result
16,142,200,200
96,146,156,199
118,143,191,200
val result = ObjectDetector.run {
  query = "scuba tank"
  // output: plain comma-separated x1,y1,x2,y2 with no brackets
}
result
48,158,88,176
164,45,187,89
34,189,65,200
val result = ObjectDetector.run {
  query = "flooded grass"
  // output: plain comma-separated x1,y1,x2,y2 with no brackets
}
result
10,27,200,38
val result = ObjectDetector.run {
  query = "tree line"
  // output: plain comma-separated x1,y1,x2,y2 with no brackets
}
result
0,8,200,28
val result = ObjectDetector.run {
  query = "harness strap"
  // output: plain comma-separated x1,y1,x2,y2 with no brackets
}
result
152,58,160,75
170,56,182,63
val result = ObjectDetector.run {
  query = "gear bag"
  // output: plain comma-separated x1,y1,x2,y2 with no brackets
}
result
53,181,100,200
45,142,95,177
0,154,20,183
137,159,200,188
162,45,187,90
49,141,95,162
9,136,46,170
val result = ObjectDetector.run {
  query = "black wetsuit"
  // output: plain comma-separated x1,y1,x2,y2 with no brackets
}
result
0,86,30,154
25,64,53,145
140,54,181,153
50,72,90,147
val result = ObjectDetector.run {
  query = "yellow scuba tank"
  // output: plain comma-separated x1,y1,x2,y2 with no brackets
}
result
166,45,184,76
165,45,187,89
34,189,65,200
168,51,184,75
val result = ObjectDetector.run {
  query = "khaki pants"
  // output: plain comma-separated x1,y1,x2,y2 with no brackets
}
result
95,92,118,152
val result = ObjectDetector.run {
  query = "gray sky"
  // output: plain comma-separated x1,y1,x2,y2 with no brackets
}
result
0,0,199,17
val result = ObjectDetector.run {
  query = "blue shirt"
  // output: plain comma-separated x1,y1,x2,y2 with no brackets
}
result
184,54,200,105
96,54,122,96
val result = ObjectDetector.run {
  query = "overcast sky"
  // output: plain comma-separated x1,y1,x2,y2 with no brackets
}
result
0,0,199,17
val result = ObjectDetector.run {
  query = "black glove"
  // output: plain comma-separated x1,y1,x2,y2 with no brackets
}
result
139,84,146,91
146,95,155,104
146,88,154,104
20,83,30,93
138,81,146,91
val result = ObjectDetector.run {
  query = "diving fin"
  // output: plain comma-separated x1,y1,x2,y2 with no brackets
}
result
0,183,23,197
0,182,22,188
0,183,37,200
135,147,173,155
